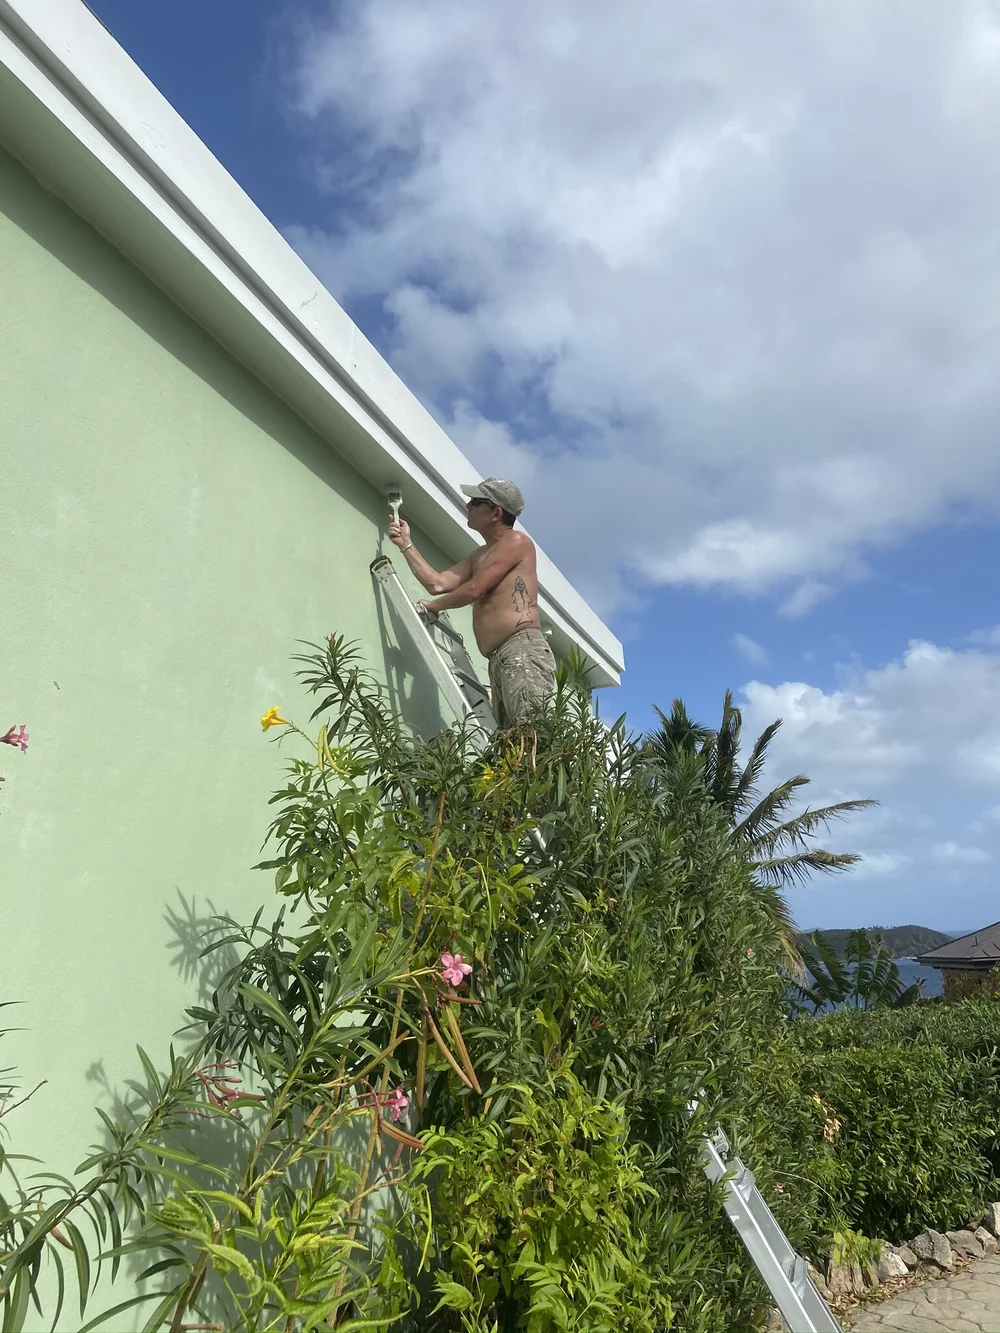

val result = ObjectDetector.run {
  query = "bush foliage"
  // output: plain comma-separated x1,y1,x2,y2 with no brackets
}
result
3,640,1000,1332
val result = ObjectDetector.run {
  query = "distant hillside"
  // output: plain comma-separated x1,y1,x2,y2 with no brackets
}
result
796,925,955,959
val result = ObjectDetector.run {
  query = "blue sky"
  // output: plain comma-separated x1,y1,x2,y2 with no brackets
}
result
88,0,1000,934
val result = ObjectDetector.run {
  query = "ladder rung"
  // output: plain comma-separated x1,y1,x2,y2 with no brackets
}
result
452,671,491,697
426,617,465,646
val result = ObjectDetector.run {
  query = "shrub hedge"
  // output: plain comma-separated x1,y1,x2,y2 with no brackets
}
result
736,999,1000,1260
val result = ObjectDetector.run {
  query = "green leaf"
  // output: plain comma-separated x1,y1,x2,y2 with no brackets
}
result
204,1242,259,1290
62,1219,91,1318
1,1263,29,1333
237,984,299,1038
77,1292,168,1333
192,1189,256,1225
139,1283,187,1333
431,1281,476,1313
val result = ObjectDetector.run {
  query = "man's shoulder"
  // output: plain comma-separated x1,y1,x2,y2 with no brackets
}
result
506,529,535,554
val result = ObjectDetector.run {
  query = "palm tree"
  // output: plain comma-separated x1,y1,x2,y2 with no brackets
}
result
645,692,876,969
793,930,924,1013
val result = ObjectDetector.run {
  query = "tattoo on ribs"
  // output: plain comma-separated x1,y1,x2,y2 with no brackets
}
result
512,575,536,627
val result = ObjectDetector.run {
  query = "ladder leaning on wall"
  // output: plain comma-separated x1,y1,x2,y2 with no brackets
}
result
369,552,841,1333
370,555,496,747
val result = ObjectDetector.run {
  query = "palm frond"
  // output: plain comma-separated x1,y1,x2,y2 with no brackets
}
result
751,848,866,887
747,799,878,859
731,719,784,818
731,776,811,850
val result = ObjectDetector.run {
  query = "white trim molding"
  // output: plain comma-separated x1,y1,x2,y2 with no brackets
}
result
0,0,624,686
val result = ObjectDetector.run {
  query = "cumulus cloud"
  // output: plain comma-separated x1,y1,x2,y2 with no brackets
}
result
289,0,1000,613
736,638,1000,927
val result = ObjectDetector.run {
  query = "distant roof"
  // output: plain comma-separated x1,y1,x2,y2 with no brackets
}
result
918,921,1000,967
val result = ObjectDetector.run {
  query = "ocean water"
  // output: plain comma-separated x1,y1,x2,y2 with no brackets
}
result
793,958,944,1013
896,957,943,999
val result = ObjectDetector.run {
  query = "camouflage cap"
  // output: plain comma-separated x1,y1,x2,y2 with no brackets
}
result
460,477,525,516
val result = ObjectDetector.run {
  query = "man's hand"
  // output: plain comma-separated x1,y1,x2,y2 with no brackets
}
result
416,599,439,620
389,516,412,549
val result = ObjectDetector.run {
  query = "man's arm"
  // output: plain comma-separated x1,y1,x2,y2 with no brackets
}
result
389,517,471,592
421,535,526,612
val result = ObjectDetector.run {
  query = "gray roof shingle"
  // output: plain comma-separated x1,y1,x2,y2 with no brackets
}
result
918,920,1000,965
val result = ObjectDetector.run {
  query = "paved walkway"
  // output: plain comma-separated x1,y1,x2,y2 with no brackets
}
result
850,1254,1000,1332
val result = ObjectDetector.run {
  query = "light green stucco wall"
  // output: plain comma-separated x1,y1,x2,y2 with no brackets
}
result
0,140,481,1322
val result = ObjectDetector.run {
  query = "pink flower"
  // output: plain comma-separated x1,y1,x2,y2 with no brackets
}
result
775,1183,785,1194
745,948,755,959
384,1085,409,1122
440,952,473,987
1,725,28,753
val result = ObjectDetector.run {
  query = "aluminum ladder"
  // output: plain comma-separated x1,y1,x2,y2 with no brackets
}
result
370,556,496,748
691,1104,841,1332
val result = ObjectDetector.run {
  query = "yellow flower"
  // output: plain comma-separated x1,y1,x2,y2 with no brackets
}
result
260,707,290,732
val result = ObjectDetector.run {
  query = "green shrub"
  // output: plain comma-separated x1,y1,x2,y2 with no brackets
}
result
25,637,991,1329
411,1061,673,1333
738,1000,1000,1253
3,640,793,1332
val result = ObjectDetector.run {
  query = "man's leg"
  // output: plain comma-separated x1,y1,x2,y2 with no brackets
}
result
487,648,509,729
493,631,555,728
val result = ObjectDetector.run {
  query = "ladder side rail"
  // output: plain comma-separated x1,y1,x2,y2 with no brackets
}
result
371,558,495,747
429,612,498,729
427,615,497,709
695,1115,841,1333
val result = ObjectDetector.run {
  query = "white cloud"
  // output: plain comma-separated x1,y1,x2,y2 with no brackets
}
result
288,0,1000,613
966,625,1000,646
733,633,769,666
779,581,837,619
931,841,992,865
735,636,1000,927
856,852,908,877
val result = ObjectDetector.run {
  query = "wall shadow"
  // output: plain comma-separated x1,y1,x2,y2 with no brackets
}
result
76,887,418,1331
370,553,452,740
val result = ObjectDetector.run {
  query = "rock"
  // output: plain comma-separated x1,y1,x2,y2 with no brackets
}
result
765,1307,790,1333
895,1243,919,1269
947,1228,984,1259
826,1259,865,1296
807,1261,830,1298
910,1229,955,1271
983,1202,1000,1237
876,1247,909,1281
975,1225,998,1253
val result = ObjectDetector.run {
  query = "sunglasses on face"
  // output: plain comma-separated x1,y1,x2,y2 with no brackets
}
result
467,498,492,508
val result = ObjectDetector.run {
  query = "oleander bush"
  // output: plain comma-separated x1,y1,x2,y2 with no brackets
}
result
10,638,998,1332
2,640,793,1332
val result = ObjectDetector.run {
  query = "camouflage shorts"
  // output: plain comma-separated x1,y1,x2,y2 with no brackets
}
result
487,629,556,729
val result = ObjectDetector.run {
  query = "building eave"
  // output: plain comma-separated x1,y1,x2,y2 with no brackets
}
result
0,0,624,686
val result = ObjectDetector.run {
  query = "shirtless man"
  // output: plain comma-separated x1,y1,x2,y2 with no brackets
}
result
388,477,556,728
